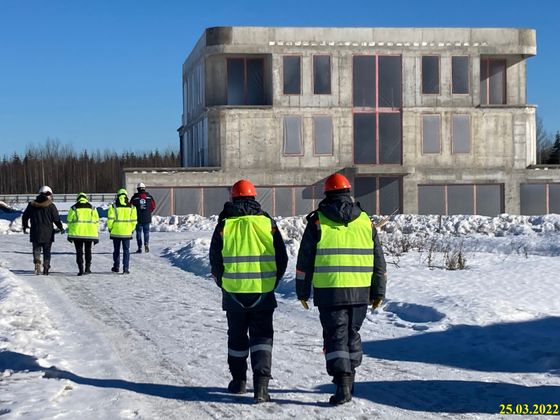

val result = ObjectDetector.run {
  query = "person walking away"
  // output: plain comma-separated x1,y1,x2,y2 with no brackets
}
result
295,173,387,405
22,186,64,275
130,182,156,253
107,189,137,274
209,179,288,403
66,193,100,276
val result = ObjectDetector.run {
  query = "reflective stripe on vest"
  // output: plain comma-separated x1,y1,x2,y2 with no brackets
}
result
67,205,99,240
313,211,374,289
222,215,277,294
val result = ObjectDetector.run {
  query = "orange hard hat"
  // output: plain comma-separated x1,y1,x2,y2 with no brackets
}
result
324,173,351,192
231,179,257,198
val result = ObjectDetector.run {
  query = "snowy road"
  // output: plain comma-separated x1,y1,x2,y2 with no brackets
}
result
1,229,560,419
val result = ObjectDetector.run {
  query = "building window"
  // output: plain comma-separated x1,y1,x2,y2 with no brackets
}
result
480,58,506,105
227,58,265,105
418,184,503,216
422,56,440,94
452,114,471,154
422,115,441,154
520,183,560,215
283,56,301,94
378,56,402,108
452,56,469,94
313,55,331,94
313,116,333,155
354,176,402,215
283,116,302,155
353,56,376,107
352,55,402,164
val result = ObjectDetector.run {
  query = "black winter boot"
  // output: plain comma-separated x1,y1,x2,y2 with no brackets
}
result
253,376,271,403
43,264,50,276
77,264,84,276
329,375,352,405
85,264,91,274
227,378,247,394
34,262,41,275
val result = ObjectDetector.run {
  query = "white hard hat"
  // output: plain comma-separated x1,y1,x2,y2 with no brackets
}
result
39,185,53,195
137,182,146,189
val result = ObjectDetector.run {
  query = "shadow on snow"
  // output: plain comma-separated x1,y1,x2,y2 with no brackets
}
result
0,350,320,406
363,317,560,373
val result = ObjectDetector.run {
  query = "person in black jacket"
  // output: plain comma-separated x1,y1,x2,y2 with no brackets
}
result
130,182,156,253
209,179,288,403
22,186,64,275
296,173,387,405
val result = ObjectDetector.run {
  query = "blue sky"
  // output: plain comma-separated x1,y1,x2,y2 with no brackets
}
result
0,0,558,156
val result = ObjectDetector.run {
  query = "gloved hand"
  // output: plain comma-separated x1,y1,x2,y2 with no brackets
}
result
67,237,73,243
93,239,99,245
300,299,309,310
371,297,383,310
23,227,28,234
59,228,65,234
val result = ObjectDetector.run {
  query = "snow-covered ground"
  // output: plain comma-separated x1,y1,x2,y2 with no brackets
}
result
1,214,559,418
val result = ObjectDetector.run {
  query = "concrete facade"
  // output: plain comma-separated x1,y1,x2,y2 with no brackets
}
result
124,27,559,217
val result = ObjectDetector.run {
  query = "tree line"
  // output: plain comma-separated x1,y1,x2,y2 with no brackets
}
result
537,116,560,164
0,139,179,194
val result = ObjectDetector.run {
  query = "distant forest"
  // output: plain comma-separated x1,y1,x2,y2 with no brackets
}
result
0,139,179,194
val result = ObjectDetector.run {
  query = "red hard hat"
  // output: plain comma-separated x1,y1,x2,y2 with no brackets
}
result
324,173,351,192
231,179,257,198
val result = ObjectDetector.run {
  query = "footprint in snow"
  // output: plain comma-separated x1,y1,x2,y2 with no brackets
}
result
383,301,445,324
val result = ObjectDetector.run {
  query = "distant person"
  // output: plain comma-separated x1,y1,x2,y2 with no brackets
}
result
296,173,387,405
66,193,100,276
22,186,64,275
209,179,288,403
130,182,156,253
107,188,137,274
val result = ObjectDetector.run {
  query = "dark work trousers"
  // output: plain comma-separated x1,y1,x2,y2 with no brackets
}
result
74,240,93,270
319,304,368,378
135,223,150,248
112,239,130,270
32,242,52,267
226,309,274,381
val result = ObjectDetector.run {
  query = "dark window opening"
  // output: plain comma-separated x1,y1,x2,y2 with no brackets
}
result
283,56,301,94
452,56,469,94
378,56,402,108
480,58,506,105
355,176,402,215
419,184,503,215
353,56,376,107
313,55,331,94
227,58,265,105
422,56,440,94
354,113,376,164
352,55,402,165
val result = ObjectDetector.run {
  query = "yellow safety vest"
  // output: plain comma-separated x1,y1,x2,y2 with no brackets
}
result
313,211,374,289
107,203,137,239
67,202,99,240
222,215,277,294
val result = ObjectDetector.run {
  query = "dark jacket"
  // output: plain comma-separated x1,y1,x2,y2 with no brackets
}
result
296,192,387,307
130,191,156,224
209,197,288,312
22,194,63,244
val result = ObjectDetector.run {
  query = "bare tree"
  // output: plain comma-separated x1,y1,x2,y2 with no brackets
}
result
536,115,553,164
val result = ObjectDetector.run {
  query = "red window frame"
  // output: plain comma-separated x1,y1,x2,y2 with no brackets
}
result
352,54,403,165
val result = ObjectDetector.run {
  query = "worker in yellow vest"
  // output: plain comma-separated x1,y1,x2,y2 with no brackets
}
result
209,179,288,403
296,173,387,405
67,193,100,276
107,188,137,274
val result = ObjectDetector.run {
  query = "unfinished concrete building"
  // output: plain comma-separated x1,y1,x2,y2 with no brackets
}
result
125,26,556,217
